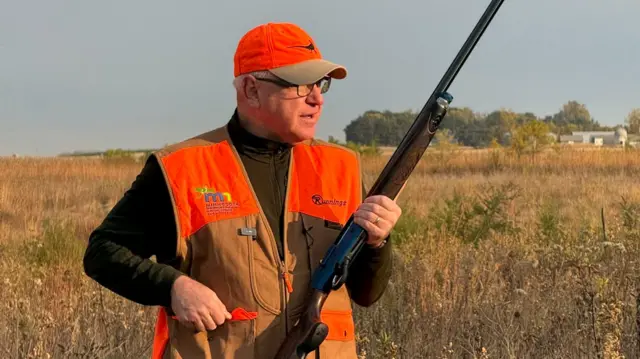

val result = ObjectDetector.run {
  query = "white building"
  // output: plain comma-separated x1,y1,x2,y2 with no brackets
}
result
559,128,627,146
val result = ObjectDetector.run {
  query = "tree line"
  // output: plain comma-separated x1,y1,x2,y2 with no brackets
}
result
343,100,640,148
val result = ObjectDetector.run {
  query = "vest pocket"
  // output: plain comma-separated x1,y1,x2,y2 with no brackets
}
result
207,309,256,358
248,231,283,315
299,213,344,273
167,313,256,359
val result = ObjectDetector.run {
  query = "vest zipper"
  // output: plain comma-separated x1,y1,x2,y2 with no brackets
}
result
225,135,291,330
280,148,293,336
272,152,284,261
271,150,287,311
268,150,288,324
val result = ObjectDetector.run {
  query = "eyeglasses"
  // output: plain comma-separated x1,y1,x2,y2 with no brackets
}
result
256,76,331,97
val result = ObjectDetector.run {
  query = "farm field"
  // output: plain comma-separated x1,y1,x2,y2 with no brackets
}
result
1,146,639,358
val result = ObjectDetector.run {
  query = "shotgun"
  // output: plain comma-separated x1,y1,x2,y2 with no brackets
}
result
274,0,506,357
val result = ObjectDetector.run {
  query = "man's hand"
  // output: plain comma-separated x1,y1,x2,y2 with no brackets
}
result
353,195,402,248
170,275,232,332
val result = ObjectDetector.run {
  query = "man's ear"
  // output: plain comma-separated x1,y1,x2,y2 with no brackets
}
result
243,77,261,108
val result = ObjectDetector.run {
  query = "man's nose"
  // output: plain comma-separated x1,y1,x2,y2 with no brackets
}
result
305,85,324,106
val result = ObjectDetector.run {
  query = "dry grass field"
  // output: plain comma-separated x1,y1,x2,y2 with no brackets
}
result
2,145,640,358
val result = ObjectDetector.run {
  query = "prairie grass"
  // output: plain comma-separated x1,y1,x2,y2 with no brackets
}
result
1,146,640,358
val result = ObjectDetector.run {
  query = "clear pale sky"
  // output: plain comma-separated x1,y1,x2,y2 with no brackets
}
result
1,0,639,156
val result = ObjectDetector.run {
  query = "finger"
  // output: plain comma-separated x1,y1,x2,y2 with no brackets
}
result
364,195,396,209
357,202,390,219
354,209,384,226
225,309,232,320
211,305,229,325
361,200,401,223
180,317,195,331
217,301,232,320
207,295,231,323
200,310,218,331
357,205,397,229
353,216,386,238
191,317,206,333
365,195,402,216
355,211,393,235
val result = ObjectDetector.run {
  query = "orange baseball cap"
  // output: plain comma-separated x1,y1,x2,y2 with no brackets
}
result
233,22,347,85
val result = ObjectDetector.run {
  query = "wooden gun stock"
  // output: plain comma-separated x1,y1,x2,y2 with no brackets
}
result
274,290,328,359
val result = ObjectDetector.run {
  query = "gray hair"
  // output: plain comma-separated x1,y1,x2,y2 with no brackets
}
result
232,70,279,90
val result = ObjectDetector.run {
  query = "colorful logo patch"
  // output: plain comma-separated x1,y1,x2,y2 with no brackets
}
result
194,186,239,215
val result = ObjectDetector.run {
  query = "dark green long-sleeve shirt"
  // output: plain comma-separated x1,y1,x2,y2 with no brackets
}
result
83,111,392,309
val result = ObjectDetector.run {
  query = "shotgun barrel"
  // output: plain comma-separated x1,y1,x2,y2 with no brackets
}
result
274,1,506,357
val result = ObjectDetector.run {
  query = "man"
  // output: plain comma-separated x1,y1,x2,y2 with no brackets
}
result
83,22,402,359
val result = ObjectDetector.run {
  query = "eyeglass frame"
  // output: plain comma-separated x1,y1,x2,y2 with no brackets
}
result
255,75,331,97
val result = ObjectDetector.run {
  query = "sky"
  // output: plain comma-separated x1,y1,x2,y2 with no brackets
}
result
1,0,639,156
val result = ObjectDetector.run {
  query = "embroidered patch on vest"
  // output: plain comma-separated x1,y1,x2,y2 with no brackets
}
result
194,186,240,215
311,194,347,207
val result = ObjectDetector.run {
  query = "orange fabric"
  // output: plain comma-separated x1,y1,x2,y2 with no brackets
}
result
159,141,260,239
288,144,360,225
152,308,169,359
283,272,293,294
320,310,355,342
166,308,257,322
229,307,258,321
234,23,322,77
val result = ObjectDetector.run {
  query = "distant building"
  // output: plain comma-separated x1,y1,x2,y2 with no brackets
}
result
615,127,628,145
559,134,584,144
559,128,627,146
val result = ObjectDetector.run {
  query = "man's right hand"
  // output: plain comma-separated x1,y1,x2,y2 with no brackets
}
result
170,275,232,332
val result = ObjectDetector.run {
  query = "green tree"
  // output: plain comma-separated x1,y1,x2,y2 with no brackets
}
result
548,100,613,133
341,101,623,149
433,128,458,150
440,107,487,147
553,101,593,129
510,120,552,158
344,110,415,146
484,109,518,145
625,108,640,134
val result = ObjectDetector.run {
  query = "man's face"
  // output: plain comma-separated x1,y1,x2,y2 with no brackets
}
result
250,75,330,144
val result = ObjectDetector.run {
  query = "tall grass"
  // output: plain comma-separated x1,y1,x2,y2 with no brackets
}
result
1,146,640,358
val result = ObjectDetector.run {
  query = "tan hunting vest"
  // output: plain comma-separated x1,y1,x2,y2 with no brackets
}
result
149,125,362,359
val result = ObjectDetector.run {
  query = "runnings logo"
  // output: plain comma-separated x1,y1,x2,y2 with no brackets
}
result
311,194,346,207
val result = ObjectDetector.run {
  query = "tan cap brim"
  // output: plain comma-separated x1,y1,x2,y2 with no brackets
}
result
269,59,347,85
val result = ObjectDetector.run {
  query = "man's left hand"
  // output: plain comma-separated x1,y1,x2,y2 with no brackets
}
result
353,195,402,248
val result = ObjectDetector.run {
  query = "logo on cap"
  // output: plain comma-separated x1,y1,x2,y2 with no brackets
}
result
287,41,316,52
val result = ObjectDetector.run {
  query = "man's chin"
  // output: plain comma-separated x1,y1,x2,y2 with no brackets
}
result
290,128,316,143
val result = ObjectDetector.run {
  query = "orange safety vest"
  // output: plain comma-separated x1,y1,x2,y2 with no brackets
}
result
149,125,362,359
